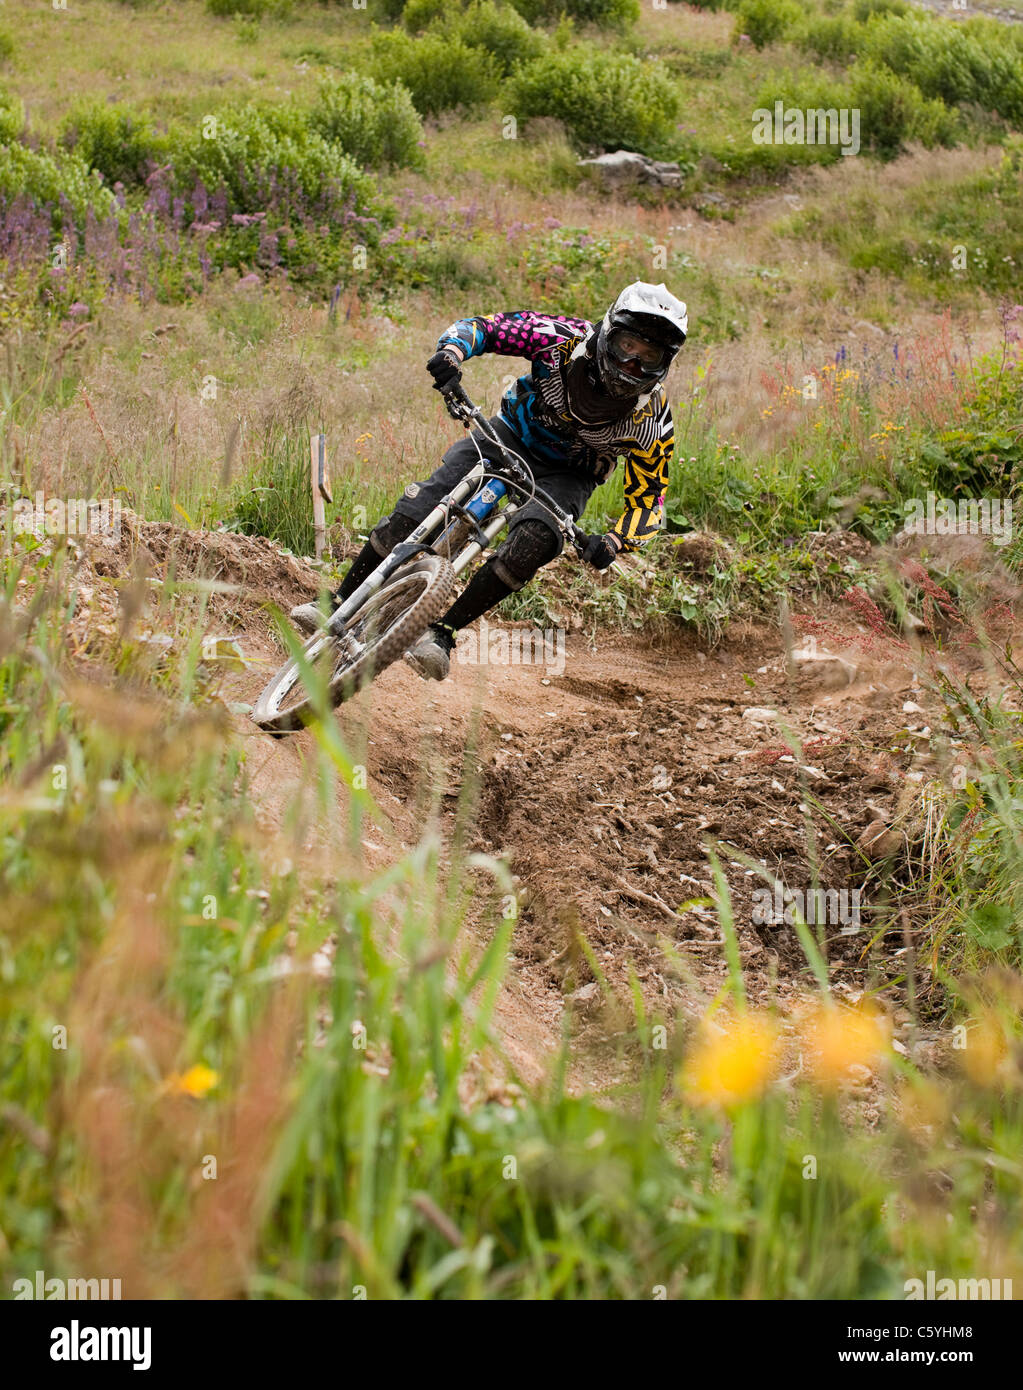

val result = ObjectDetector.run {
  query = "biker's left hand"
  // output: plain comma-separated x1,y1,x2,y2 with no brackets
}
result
581,531,622,571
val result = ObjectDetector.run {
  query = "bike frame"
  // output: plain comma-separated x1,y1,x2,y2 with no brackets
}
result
325,388,586,638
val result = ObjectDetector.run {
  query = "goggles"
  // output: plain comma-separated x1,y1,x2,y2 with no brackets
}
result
607,329,669,374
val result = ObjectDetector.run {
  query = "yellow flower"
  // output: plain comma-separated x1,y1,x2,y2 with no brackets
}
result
680,1013,779,1109
168,1064,219,1098
801,1003,888,1088
958,1016,1012,1086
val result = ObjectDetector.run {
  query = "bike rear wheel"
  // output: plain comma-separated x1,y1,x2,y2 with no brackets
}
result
252,554,456,733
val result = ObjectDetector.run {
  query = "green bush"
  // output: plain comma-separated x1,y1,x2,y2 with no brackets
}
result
0,29,14,65
852,0,907,17
60,101,168,189
177,103,375,216
734,0,801,50
310,72,423,168
430,0,546,76
508,0,638,29
368,30,500,115
863,14,1023,123
0,86,22,142
849,59,958,156
752,61,956,162
169,104,384,287
206,0,292,16
796,14,861,65
0,143,119,228
749,70,854,168
401,0,447,28
508,48,681,156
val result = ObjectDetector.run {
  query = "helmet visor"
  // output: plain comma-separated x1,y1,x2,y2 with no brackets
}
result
607,328,668,375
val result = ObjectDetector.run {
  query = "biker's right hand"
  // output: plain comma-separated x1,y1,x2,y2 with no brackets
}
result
427,349,463,394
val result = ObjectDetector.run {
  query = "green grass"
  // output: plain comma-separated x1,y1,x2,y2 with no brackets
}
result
3,0,1023,1301
783,139,1023,300
4,537,1023,1297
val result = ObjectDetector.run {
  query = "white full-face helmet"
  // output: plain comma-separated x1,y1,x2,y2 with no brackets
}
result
594,281,688,399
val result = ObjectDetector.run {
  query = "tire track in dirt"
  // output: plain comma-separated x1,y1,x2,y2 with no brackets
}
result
230,608,948,1087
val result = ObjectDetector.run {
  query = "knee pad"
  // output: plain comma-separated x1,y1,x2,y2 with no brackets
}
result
370,510,418,557
492,518,561,590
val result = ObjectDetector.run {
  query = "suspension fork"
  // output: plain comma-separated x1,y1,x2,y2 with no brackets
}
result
450,501,520,575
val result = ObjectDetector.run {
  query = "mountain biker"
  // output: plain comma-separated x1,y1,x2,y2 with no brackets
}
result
291,281,687,679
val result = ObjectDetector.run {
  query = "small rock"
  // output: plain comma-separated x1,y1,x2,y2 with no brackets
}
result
578,149,683,188
566,981,599,1005
742,706,778,725
792,643,858,688
856,820,903,861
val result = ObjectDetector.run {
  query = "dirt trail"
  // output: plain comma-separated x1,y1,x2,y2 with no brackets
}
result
83,514,1014,1088
228,591,955,1086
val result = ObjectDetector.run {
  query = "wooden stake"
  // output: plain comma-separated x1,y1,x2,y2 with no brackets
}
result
310,432,331,559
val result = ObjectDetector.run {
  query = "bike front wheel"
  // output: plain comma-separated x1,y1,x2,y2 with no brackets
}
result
251,554,456,733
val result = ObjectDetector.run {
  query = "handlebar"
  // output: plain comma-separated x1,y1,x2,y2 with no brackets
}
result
439,380,479,425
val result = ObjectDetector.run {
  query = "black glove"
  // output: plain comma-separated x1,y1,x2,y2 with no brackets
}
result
427,349,462,394
581,532,621,571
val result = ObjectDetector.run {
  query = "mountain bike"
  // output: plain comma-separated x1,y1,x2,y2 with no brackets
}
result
251,383,588,732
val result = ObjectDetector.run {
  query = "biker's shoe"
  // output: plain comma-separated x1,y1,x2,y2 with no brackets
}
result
290,596,338,635
404,623,456,681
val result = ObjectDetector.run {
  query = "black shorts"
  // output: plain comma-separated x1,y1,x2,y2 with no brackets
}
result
391,415,596,556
